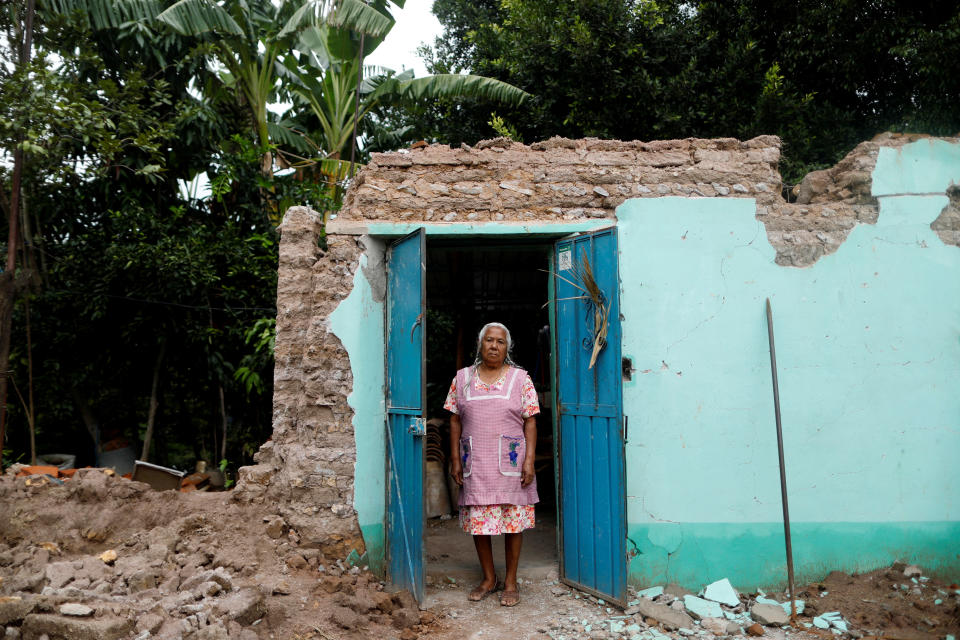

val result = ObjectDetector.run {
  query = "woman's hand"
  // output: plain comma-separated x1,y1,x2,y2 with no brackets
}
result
450,458,463,487
521,458,535,487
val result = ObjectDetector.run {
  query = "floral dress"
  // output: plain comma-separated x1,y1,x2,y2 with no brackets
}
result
444,366,540,534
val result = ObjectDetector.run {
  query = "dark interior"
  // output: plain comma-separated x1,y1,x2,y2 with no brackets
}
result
425,240,556,512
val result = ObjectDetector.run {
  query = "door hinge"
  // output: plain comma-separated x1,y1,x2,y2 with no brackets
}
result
408,417,426,436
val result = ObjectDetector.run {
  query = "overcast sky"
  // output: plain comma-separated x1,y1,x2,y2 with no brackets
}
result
365,0,443,77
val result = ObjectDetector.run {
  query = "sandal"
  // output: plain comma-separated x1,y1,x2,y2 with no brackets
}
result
468,577,502,602
499,585,520,607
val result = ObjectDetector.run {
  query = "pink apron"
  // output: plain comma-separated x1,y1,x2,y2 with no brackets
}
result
455,366,539,507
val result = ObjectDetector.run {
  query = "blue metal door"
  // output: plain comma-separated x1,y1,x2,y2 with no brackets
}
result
554,228,627,605
386,229,426,602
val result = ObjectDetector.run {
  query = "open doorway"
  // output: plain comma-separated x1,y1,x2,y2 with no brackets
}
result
421,239,559,585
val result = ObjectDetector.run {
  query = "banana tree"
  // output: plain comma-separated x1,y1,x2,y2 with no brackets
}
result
157,0,401,175
296,61,529,155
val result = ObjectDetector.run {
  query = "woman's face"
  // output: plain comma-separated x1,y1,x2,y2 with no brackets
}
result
481,326,508,367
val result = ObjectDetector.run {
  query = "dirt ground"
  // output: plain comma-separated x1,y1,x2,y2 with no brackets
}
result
0,468,957,640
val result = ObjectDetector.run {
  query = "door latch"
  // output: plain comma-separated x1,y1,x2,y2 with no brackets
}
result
408,417,426,436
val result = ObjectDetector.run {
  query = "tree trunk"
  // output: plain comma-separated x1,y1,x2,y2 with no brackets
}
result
218,385,228,461
139,342,167,462
0,273,15,467
24,296,35,464
0,0,35,469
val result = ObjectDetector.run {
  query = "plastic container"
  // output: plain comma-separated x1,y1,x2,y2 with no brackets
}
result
425,460,451,518
98,446,136,475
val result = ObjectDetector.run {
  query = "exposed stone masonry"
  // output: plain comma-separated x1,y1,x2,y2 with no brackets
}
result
237,207,366,554
237,132,959,555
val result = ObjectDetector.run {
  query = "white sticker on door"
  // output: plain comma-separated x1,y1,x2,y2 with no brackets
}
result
558,246,572,271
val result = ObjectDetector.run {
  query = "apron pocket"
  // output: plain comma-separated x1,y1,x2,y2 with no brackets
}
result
499,435,524,477
460,437,473,478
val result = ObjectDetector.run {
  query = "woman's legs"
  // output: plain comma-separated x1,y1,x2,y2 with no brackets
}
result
472,534,497,590
503,532,522,591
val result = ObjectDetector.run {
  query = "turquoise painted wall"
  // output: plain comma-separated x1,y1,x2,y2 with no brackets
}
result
327,140,959,588
329,243,387,572
617,139,960,589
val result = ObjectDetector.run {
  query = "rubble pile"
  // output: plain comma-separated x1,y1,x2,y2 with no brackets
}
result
518,567,959,640
1,465,957,640
0,467,429,640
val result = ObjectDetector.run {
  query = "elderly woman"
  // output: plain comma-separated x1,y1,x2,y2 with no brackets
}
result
444,322,539,607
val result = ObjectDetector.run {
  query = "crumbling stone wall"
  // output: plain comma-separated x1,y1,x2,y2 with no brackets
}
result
238,133,959,555
236,207,366,555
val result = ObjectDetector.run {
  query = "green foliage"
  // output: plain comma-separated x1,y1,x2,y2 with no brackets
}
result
416,0,960,183
218,457,234,488
234,318,275,396
7,0,508,471
488,112,520,141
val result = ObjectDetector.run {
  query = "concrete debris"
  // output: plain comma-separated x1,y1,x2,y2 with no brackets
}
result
635,586,664,599
700,616,729,635
630,597,695,630
682,594,723,620
813,611,849,632
750,603,789,625
21,613,134,640
58,603,94,617
757,595,805,615
702,578,740,607
902,564,922,578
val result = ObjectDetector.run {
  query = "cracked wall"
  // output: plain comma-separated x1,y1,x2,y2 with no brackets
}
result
618,137,960,588
242,133,960,587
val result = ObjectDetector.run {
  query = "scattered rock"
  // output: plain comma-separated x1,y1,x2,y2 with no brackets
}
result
44,562,75,590
285,552,307,570
126,568,158,593
21,613,134,640
372,590,397,614
631,597,696,630
399,628,418,640
180,568,233,594
0,596,36,625
700,617,729,635
263,516,286,540
99,550,117,565
751,603,789,625
317,576,343,595
903,564,922,578
270,580,291,595
746,622,765,636
59,603,94,617
330,605,364,629
683,594,724,620
213,587,265,626
393,590,418,612
391,606,420,630
135,613,164,635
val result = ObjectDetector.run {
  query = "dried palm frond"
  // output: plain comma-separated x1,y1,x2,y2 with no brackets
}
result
543,250,610,369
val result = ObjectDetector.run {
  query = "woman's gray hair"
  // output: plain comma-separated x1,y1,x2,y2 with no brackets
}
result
473,322,516,366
